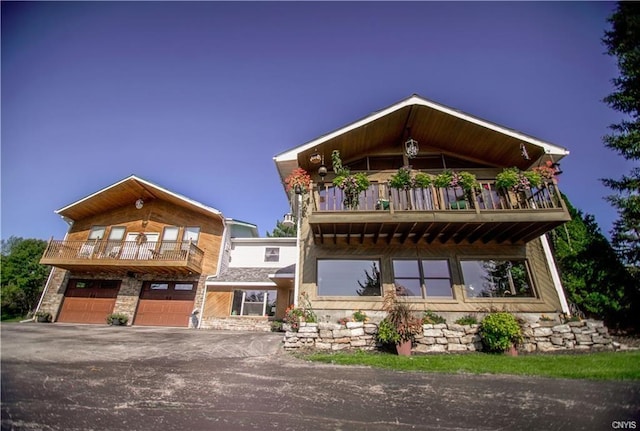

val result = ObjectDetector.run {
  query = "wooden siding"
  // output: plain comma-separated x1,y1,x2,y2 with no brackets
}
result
203,289,232,318
45,199,223,275
298,219,563,314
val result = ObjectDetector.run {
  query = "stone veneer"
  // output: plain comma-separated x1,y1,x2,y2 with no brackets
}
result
283,319,620,353
201,317,272,332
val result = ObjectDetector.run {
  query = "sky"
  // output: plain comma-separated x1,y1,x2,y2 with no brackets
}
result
1,1,631,241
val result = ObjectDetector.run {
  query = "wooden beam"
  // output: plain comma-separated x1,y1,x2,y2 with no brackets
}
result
399,222,417,244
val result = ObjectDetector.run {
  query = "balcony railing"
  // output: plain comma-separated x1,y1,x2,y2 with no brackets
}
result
312,179,565,213
41,239,204,274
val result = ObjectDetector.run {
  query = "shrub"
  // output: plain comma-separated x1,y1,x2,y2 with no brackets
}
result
412,172,432,188
389,166,413,190
106,313,128,325
270,320,284,332
35,311,52,322
454,314,478,325
352,310,368,322
479,312,522,352
381,290,423,343
376,318,401,345
422,310,446,324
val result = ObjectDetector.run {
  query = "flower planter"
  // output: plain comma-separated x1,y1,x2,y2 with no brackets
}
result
505,344,518,357
396,340,412,356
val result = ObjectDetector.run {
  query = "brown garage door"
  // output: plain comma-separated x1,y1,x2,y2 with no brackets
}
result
58,280,120,324
134,281,196,327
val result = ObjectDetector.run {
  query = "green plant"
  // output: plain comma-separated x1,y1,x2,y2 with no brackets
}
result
380,290,423,343
106,313,128,325
454,314,478,325
389,166,413,190
284,167,311,194
538,314,555,322
376,318,401,345
284,292,317,331
496,167,543,192
35,311,52,322
412,172,432,188
434,170,477,192
422,310,446,324
352,310,368,322
331,150,371,209
270,320,284,332
495,168,520,190
479,312,523,353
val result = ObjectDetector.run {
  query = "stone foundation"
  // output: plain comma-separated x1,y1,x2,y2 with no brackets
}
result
283,319,619,354
201,317,272,332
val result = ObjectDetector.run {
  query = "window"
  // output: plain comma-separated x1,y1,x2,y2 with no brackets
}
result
460,260,535,298
174,283,194,291
183,227,200,245
392,259,453,298
150,283,169,290
231,290,275,316
264,247,280,262
88,226,106,240
317,260,381,296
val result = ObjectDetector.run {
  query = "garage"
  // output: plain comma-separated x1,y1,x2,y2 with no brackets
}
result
57,280,120,324
134,281,196,327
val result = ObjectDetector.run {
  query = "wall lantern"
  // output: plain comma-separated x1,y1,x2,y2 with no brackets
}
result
404,138,419,159
282,213,295,227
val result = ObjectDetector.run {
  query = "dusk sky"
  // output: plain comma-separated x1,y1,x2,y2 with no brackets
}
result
1,1,629,241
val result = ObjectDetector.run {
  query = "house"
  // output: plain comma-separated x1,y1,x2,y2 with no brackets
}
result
200,228,297,331
37,175,227,327
273,94,572,323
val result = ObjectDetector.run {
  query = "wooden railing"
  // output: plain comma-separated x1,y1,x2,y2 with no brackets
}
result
41,239,205,268
312,180,565,214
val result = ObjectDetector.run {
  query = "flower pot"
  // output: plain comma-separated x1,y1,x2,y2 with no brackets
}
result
505,344,518,357
396,340,412,356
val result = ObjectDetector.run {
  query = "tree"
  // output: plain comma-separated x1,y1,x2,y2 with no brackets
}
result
1,237,51,319
602,2,640,275
266,220,297,237
357,263,381,296
549,197,639,329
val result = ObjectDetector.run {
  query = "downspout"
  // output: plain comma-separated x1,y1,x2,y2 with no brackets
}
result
540,233,570,314
197,216,228,328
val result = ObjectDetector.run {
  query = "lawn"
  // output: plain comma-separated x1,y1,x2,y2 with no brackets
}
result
303,350,640,381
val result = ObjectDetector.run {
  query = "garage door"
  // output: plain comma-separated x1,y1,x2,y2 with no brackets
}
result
58,280,120,324
134,281,196,327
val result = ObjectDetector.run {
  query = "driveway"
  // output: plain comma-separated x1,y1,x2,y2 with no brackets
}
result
2,323,639,431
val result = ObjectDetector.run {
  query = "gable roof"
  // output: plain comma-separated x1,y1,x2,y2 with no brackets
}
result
55,175,223,222
274,94,570,181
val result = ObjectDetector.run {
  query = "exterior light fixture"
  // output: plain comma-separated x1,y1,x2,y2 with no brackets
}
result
309,150,322,164
318,164,327,178
135,198,144,209
404,138,419,159
282,213,295,227
520,143,530,160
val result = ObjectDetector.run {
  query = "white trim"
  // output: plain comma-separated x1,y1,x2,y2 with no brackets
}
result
55,175,222,219
539,234,570,314
273,94,570,163
293,194,302,307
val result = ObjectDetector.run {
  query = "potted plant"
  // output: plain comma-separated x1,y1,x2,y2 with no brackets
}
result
331,150,370,209
35,311,52,323
376,290,423,356
412,172,432,189
389,166,413,190
284,167,312,195
479,312,523,356
106,313,128,326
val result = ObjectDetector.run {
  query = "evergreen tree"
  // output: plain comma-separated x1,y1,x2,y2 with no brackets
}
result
266,219,297,237
1,237,51,319
550,197,638,329
602,2,640,275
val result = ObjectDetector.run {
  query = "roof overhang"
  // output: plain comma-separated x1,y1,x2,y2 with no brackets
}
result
55,175,223,223
273,94,570,186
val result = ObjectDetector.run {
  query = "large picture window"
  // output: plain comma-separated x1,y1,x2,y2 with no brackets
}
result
460,259,535,298
231,290,275,316
392,259,453,298
317,259,381,296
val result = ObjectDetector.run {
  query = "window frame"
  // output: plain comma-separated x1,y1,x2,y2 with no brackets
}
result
316,258,382,297
392,258,454,299
459,258,537,299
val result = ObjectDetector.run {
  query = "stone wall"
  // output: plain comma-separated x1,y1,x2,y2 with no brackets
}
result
201,317,272,332
283,319,618,353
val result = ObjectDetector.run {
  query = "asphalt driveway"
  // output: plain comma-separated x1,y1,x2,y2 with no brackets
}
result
2,323,639,431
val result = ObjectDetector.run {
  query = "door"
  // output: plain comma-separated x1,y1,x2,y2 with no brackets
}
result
57,280,120,324
134,281,196,327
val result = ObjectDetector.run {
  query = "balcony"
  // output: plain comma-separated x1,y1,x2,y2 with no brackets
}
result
308,179,570,245
40,239,205,275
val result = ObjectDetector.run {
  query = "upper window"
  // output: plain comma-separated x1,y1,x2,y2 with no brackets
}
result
88,226,106,240
317,259,381,296
392,259,453,298
460,259,535,298
183,227,200,245
265,247,280,262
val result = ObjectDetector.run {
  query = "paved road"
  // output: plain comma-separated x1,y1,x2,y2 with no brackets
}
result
1,324,639,431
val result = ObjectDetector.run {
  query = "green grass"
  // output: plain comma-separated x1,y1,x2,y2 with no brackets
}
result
303,350,640,381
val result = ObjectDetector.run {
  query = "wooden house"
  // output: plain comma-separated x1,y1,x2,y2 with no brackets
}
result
273,94,572,322
37,175,225,327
